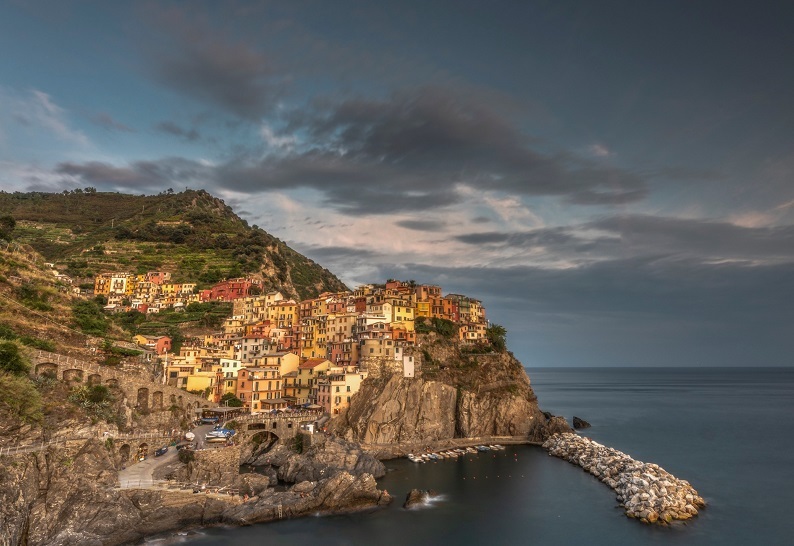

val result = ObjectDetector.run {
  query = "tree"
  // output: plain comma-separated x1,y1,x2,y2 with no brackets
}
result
486,323,507,353
0,341,30,375
0,372,43,424
0,215,15,241
220,392,244,407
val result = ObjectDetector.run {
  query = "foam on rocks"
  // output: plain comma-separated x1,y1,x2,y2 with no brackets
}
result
542,433,706,524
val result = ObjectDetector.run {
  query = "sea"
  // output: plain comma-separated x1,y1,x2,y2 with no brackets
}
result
160,367,794,545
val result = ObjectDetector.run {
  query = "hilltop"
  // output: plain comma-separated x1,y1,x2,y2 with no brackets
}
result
0,189,346,301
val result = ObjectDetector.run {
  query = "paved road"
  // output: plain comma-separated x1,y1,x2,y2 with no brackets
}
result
117,423,221,488
118,445,178,488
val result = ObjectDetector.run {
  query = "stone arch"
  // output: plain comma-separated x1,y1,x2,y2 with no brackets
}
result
87,373,102,386
151,391,163,410
105,378,119,388
272,421,278,429
186,402,193,412
63,368,84,384
177,395,183,407
251,430,279,447
119,443,131,462
170,394,176,405
35,362,58,377
136,387,149,410
136,442,149,461
249,422,269,430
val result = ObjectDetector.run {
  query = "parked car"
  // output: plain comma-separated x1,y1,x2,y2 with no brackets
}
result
154,446,169,457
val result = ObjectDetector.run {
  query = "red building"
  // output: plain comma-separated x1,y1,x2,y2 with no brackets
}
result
208,278,261,301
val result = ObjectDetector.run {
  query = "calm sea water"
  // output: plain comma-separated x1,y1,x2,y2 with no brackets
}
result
169,368,794,546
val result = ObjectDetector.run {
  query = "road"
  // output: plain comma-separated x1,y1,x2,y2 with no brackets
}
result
117,423,217,489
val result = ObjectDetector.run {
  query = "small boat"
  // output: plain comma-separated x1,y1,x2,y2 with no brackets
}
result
466,447,477,454
421,454,431,461
492,444,505,450
407,454,424,463
427,453,439,460
476,445,490,452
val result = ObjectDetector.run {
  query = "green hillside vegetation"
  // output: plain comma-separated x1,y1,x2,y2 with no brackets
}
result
0,188,347,300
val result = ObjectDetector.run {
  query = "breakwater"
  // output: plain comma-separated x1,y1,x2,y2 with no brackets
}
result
543,433,705,524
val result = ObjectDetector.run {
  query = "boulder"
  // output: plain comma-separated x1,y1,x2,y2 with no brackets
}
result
403,488,438,509
573,416,591,429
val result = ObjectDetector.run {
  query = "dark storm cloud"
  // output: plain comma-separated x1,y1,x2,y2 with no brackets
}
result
142,10,283,120
395,219,447,232
455,215,794,264
155,120,201,141
207,88,649,212
56,158,212,192
90,112,135,132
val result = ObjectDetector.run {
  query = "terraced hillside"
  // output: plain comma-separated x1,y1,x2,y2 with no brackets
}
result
0,189,347,300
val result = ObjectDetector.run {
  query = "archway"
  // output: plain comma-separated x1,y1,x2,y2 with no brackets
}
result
136,442,149,461
87,373,102,386
119,443,131,462
63,368,84,385
105,378,119,388
151,391,163,410
34,362,58,377
251,431,280,452
136,387,149,410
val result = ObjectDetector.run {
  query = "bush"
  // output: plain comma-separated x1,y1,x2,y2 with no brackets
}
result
0,372,43,424
69,384,117,423
19,336,56,352
72,299,109,336
0,341,30,375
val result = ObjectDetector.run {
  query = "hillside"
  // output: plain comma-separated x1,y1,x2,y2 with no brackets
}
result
0,188,347,300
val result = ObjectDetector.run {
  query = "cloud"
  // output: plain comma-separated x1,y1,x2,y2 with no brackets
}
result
454,215,794,266
55,158,212,193
141,9,283,119
91,112,135,132
395,219,447,232
202,87,649,213
155,120,201,141
2,88,90,147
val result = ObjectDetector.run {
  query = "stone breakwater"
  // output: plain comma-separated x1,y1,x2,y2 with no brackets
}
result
543,433,706,524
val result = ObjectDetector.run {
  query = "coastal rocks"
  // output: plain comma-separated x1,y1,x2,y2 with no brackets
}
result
277,436,386,483
224,471,391,525
543,433,706,524
573,416,591,429
403,489,438,508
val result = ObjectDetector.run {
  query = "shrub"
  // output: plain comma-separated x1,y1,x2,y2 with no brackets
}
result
0,372,43,424
72,299,109,336
0,341,30,375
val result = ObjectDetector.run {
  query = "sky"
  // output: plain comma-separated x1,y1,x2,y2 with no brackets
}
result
2,0,793,367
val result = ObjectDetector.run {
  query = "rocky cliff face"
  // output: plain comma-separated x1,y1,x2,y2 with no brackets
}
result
331,333,570,453
0,436,390,545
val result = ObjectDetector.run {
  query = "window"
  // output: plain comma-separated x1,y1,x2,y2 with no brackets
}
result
346,385,351,392
336,386,340,392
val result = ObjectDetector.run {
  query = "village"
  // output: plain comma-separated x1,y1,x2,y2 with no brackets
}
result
92,272,490,417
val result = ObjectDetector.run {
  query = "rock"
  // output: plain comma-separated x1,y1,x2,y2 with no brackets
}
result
573,416,591,429
543,433,705,525
330,338,568,451
277,436,385,483
404,488,428,508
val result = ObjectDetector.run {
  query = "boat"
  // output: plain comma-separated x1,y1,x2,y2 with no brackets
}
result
427,453,439,460
466,447,477,454
408,454,425,463
492,444,505,450
476,445,490,452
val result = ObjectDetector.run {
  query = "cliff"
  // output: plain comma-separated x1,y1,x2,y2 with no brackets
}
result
0,435,390,545
330,332,570,455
